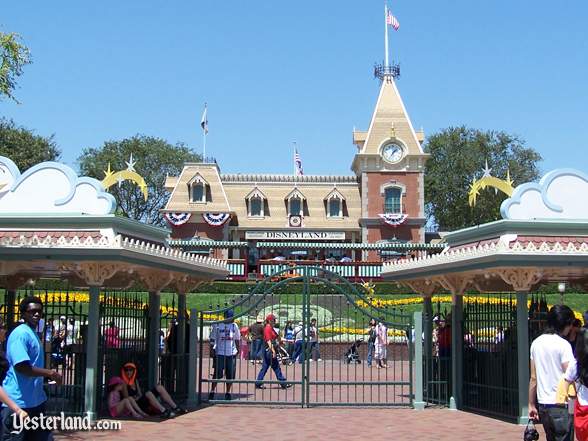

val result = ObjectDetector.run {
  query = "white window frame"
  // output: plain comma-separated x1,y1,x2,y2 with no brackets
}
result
383,185,403,214
245,187,266,218
188,173,208,204
285,188,306,217
324,188,345,219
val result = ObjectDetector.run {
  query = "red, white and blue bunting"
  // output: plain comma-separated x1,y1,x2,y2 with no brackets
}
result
164,212,192,226
378,213,408,227
202,212,231,227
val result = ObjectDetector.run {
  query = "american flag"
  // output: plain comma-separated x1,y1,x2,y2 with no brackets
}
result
386,10,400,31
294,149,304,176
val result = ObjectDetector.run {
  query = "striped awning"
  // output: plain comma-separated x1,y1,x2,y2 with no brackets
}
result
168,239,248,248
256,242,445,250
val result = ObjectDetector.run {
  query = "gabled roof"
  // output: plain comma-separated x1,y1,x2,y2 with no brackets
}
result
285,187,306,200
187,172,209,186
245,186,267,200
324,187,346,201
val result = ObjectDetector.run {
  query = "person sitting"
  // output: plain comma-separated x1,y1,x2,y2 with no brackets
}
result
120,362,186,417
107,376,147,419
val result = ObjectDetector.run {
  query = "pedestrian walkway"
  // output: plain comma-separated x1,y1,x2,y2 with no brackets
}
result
55,407,546,441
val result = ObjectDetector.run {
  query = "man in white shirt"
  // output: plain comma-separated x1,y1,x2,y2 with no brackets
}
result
529,304,575,441
208,309,240,401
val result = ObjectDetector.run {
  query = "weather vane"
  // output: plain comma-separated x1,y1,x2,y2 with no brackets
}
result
101,153,148,201
468,160,514,207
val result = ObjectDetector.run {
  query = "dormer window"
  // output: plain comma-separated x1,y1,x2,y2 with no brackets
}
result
187,173,209,203
250,197,262,216
245,187,267,218
285,188,306,217
324,188,345,218
289,196,302,216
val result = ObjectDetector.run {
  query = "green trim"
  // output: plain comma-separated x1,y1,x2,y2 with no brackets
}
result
444,219,588,247
168,239,248,248
0,215,170,242
256,242,444,250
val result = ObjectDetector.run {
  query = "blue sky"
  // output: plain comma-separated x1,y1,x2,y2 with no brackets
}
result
1,1,587,177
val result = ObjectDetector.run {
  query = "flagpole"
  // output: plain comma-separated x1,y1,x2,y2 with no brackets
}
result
203,103,207,160
293,141,297,176
384,2,389,68
203,130,206,160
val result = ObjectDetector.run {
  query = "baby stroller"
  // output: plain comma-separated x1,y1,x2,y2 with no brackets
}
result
343,339,363,364
50,336,65,369
273,342,293,365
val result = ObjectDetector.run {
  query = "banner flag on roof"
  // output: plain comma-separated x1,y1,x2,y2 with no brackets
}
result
200,103,208,134
294,149,304,176
386,9,400,31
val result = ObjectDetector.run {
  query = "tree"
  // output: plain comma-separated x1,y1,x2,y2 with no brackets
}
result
0,118,60,170
424,126,542,231
0,32,31,102
78,136,201,226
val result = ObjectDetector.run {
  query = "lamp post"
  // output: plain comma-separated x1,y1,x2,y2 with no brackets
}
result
558,282,566,305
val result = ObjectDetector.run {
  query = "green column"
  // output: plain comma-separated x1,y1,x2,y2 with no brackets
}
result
517,291,530,425
177,294,187,395
450,295,463,410
414,311,425,410
147,291,161,389
423,296,433,404
84,285,101,419
187,308,198,405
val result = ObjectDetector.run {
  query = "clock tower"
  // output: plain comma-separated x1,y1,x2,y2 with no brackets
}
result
352,66,429,256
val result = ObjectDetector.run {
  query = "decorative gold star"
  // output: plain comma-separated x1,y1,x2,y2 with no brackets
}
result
103,163,114,180
505,169,514,187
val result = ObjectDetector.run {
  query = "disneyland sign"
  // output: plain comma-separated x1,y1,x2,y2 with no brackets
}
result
245,231,346,241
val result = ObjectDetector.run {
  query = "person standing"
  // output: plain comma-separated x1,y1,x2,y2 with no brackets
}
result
248,318,264,364
309,318,322,362
529,304,576,441
292,321,305,363
104,321,120,349
255,314,291,390
565,328,588,440
375,320,388,369
367,319,377,368
208,310,240,401
1,296,62,440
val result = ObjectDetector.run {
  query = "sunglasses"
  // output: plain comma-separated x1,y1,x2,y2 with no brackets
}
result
25,309,43,316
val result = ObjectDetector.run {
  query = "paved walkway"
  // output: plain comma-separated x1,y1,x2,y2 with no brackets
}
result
55,407,547,441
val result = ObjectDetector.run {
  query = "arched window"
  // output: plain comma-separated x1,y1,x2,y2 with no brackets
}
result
384,187,402,214
324,188,345,219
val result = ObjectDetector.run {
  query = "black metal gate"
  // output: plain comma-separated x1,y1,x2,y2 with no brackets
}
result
197,266,414,407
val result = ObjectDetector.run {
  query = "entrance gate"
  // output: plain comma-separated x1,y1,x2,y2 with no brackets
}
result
198,266,414,407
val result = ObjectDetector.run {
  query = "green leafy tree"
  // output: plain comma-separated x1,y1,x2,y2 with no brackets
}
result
424,126,542,231
0,118,60,170
0,32,31,102
78,136,200,226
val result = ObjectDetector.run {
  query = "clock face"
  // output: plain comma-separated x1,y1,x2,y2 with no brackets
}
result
381,143,404,163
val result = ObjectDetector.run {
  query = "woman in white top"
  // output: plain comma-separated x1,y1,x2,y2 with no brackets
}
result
565,328,588,441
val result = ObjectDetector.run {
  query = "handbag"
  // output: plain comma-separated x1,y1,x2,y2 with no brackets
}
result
523,420,540,441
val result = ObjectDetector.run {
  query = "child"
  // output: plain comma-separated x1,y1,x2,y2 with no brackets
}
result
565,328,588,440
240,326,249,360
107,376,147,419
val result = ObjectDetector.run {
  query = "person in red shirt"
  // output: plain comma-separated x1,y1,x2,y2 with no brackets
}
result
255,314,291,390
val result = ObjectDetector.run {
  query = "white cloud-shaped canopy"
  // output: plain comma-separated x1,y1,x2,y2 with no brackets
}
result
501,169,588,220
0,156,116,215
